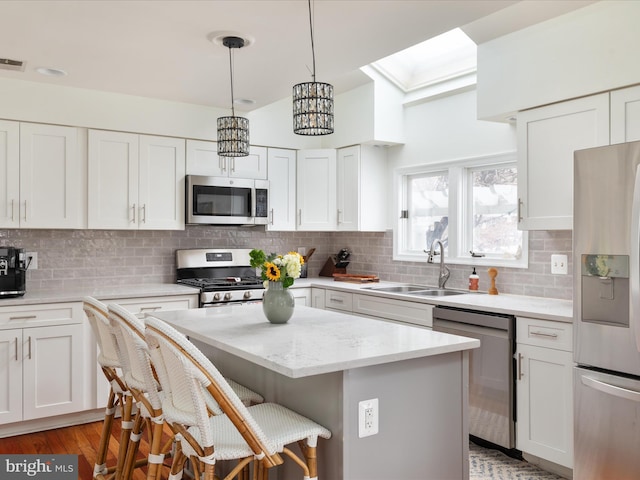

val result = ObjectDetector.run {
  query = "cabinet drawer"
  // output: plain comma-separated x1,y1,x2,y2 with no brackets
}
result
108,295,197,315
354,294,433,328
325,290,353,312
517,317,573,351
0,303,81,329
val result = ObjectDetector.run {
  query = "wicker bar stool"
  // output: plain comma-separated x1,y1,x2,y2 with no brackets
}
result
83,297,144,480
144,314,332,480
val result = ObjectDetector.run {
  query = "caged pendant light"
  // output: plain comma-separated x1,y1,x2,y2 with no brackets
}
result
293,0,334,135
217,36,249,157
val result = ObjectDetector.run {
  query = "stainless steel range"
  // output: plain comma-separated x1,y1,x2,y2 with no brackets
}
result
176,248,264,307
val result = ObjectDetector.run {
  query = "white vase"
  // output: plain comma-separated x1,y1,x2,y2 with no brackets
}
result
262,281,295,324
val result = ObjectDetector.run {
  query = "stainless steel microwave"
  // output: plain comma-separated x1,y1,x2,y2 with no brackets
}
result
186,175,269,225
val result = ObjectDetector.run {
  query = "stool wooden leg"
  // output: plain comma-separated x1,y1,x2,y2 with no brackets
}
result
93,389,117,479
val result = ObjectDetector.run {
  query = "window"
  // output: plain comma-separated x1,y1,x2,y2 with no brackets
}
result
394,153,527,267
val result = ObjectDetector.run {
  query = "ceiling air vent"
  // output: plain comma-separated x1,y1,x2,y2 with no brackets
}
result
0,58,26,72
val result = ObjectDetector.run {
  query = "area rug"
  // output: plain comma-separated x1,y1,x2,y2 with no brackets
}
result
469,443,566,480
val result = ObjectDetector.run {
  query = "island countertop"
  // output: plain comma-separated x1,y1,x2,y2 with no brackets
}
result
149,304,480,378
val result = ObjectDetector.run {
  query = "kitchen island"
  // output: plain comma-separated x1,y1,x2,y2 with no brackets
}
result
150,304,479,480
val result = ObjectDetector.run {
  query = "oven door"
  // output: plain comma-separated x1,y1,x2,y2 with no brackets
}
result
187,175,256,225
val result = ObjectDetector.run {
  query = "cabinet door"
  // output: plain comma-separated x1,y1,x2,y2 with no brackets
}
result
297,149,337,230
88,130,139,229
516,343,573,468
138,135,185,230
23,324,84,420
311,288,326,309
517,93,609,230
0,120,19,228
337,146,360,231
292,288,311,306
185,139,225,176
0,329,22,424
611,85,640,144
230,146,267,179
267,148,297,231
20,123,84,228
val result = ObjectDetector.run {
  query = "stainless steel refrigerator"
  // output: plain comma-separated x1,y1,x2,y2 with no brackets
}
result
574,140,640,479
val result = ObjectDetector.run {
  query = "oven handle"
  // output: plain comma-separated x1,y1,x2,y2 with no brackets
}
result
202,300,263,308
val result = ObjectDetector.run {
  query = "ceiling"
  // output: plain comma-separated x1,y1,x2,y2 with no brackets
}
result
0,1,595,112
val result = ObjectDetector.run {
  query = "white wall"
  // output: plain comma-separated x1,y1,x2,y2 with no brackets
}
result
477,0,640,121
387,88,516,223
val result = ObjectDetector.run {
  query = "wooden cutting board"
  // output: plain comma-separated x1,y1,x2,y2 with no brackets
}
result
332,273,380,283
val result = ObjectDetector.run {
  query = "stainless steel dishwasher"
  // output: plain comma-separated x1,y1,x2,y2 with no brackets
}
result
433,305,516,450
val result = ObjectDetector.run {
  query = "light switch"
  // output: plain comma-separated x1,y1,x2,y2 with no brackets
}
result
551,254,568,275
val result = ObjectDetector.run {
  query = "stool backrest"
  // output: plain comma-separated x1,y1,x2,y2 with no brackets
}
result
83,296,121,369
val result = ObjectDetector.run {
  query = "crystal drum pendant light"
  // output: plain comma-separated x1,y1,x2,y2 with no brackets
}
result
293,0,334,135
217,36,249,157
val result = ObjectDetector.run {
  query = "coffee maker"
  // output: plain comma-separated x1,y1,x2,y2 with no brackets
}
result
0,247,27,297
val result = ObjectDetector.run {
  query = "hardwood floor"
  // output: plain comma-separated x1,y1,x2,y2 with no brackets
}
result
0,420,174,480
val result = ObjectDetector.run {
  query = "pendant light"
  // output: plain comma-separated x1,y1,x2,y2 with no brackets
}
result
293,0,334,135
217,36,249,157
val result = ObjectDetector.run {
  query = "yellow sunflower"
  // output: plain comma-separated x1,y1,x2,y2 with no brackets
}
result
265,262,281,281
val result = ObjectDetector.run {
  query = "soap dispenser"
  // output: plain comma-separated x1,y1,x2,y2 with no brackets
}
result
468,268,479,291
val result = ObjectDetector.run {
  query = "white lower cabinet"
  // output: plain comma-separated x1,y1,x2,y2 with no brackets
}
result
516,317,573,469
353,294,433,328
311,288,326,309
324,290,353,312
291,288,311,306
0,303,85,425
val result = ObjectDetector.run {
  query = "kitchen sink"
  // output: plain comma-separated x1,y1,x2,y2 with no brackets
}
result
407,289,467,297
364,285,431,293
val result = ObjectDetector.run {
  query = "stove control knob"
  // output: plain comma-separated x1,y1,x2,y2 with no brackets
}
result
224,292,232,301
244,291,252,299
213,293,221,301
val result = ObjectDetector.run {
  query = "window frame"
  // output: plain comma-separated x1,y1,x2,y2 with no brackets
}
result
393,151,528,268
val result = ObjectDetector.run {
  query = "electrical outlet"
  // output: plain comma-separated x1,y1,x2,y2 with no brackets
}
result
551,254,567,275
297,247,307,256
26,252,38,270
358,398,379,438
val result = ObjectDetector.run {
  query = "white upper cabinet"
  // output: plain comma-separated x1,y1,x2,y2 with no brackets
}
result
517,93,610,230
296,149,337,231
611,85,640,144
267,148,296,231
337,145,387,232
0,121,85,229
186,140,267,179
88,130,185,230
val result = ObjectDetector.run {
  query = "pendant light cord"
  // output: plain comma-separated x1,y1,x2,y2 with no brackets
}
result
227,46,236,117
307,0,316,82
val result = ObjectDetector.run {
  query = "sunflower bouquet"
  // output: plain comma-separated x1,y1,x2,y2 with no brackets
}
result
249,249,304,288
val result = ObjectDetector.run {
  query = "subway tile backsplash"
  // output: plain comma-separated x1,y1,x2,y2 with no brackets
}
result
0,228,572,300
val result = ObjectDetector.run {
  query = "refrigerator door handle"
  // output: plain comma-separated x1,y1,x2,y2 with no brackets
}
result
630,164,640,352
582,374,640,403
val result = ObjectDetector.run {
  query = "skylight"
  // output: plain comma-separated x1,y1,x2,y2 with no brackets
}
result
369,28,477,92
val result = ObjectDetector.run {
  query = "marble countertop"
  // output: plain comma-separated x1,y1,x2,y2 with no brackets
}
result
293,278,573,323
0,283,199,306
150,304,480,378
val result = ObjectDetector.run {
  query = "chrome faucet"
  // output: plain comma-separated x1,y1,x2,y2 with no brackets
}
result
426,239,450,289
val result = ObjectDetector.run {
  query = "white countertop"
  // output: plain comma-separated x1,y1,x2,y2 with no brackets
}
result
0,283,199,306
293,278,573,323
150,304,480,378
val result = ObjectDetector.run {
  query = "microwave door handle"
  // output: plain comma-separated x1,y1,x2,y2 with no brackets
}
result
631,164,640,352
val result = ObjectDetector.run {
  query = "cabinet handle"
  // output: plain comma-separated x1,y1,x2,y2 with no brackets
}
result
337,209,342,224
141,204,146,224
518,198,523,222
9,315,37,321
529,330,558,339
329,297,344,304
517,353,523,380
15,336,18,361
269,208,274,225
23,200,27,222
10,199,14,222
28,336,32,360
298,209,302,226
132,203,136,223
230,158,235,173
221,157,226,173
139,306,161,312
